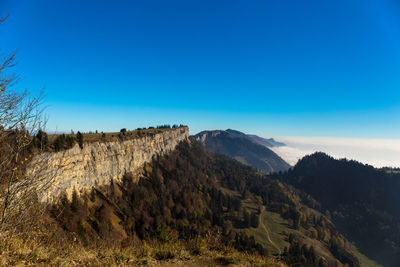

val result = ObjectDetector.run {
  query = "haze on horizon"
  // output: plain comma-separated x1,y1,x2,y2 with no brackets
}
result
270,135,400,168
1,0,400,140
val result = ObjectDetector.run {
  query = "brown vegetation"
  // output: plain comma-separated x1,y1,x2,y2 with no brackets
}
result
0,17,46,236
0,234,285,266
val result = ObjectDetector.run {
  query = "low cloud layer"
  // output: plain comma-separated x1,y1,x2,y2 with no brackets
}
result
269,136,400,168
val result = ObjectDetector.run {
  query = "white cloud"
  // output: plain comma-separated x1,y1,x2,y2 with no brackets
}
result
268,136,400,168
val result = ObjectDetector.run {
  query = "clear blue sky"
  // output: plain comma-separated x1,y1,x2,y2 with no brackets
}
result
1,0,400,137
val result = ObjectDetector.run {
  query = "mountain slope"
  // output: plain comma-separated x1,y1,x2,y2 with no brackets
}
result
193,130,290,173
277,152,400,266
226,129,285,147
51,140,363,266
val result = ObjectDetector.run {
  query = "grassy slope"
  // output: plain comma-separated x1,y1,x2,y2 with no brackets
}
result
257,209,380,267
230,187,379,266
254,210,289,254
0,236,285,266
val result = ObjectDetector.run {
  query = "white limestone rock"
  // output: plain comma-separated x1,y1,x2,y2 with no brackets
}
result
27,127,189,202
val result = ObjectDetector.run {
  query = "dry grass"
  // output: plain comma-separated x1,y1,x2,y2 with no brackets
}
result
0,235,286,266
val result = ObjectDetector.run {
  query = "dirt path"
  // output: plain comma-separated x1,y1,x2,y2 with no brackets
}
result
259,206,281,254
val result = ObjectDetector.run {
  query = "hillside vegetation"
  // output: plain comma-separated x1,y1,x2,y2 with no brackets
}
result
193,130,290,172
276,152,400,266
0,233,285,266
47,140,362,266
29,125,187,153
225,129,285,147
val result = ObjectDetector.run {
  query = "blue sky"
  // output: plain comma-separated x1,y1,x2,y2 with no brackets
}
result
1,0,400,137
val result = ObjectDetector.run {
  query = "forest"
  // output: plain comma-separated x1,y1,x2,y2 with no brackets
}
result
275,152,400,266
51,140,360,266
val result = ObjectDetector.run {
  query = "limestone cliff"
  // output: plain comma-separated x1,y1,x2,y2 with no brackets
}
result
28,127,189,202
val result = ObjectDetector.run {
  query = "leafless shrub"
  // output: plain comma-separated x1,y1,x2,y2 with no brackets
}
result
0,17,47,235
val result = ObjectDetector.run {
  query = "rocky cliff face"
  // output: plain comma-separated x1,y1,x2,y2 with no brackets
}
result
28,127,189,202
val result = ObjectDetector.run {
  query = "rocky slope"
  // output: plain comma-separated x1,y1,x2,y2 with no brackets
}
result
27,127,189,202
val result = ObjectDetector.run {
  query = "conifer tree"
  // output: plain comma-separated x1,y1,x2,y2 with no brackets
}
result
77,131,83,149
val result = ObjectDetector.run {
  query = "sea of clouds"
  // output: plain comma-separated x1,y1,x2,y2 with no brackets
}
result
269,136,400,168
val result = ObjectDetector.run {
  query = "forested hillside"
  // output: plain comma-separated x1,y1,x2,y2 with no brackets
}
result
225,129,285,147
51,141,363,266
193,130,290,172
277,152,400,266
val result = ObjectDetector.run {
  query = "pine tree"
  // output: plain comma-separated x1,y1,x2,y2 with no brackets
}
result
250,212,259,228
71,189,79,212
77,131,83,149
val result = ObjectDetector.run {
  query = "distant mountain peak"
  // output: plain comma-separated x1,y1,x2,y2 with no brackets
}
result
193,129,291,173
225,129,285,147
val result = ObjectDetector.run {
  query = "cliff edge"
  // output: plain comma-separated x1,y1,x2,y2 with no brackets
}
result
28,127,189,202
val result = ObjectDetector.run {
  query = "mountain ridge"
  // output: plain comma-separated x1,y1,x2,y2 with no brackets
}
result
276,151,400,266
193,129,290,173
51,139,363,266
28,126,189,202
225,129,285,147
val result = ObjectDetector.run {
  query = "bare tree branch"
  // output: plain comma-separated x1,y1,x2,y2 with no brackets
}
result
0,16,48,235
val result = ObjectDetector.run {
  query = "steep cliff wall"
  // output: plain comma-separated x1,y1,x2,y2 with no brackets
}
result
28,127,189,202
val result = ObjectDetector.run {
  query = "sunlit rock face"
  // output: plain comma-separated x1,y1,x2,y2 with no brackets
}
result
28,127,189,202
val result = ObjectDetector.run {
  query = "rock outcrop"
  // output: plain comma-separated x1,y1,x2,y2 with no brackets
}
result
28,127,189,202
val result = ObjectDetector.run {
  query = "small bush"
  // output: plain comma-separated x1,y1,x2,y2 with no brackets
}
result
215,256,238,265
154,249,175,260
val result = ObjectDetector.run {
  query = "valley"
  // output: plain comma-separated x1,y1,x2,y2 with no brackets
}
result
0,125,397,266
2,3,399,266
